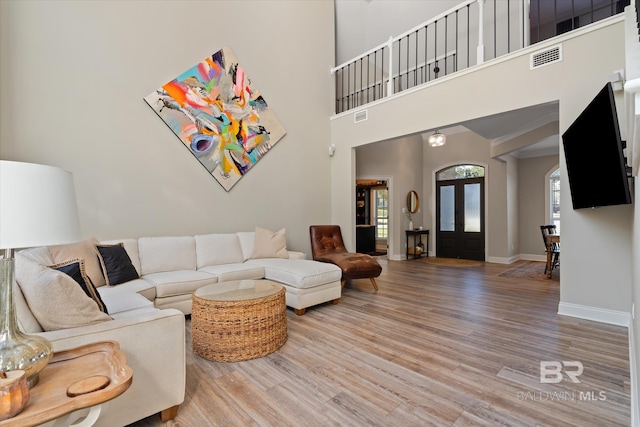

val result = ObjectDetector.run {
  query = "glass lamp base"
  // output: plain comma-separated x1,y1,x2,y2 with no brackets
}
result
0,256,53,388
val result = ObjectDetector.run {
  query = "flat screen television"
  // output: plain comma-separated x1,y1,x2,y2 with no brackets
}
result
562,82,631,209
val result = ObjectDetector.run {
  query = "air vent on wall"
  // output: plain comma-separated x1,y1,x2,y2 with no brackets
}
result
354,109,368,123
530,45,562,70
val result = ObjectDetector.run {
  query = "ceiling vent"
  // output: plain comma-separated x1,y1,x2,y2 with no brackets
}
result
354,109,368,123
530,44,562,70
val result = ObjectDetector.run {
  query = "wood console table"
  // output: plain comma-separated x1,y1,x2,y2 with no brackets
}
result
405,229,429,259
0,341,132,427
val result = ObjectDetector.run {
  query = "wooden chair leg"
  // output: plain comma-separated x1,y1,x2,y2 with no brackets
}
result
331,298,340,305
294,308,306,316
369,277,379,291
341,279,346,288
161,405,180,422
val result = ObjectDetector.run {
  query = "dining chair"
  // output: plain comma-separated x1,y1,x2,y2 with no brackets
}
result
540,225,560,275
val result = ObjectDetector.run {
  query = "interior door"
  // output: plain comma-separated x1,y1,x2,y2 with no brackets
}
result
436,177,485,260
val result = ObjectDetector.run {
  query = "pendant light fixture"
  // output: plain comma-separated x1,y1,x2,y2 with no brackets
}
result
428,130,446,147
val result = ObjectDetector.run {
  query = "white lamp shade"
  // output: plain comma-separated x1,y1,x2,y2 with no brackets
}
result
0,161,81,249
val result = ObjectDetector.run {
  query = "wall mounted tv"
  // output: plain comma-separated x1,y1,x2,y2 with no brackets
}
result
562,82,631,209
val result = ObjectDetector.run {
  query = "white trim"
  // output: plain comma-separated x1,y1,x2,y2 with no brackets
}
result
558,302,631,327
630,320,639,427
519,253,547,262
487,255,519,264
330,15,624,121
432,161,489,260
544,164,560,226
355,175,393,257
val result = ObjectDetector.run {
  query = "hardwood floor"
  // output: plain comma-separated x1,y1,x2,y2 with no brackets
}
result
128,259,630,426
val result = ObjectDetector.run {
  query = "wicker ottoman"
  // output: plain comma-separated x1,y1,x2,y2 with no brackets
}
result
191,279,287,362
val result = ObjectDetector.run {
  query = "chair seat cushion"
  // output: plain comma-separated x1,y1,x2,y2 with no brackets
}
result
315,253,382,280
245,259,341,289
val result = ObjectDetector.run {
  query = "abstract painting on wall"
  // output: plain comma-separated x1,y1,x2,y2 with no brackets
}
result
144,47,286,191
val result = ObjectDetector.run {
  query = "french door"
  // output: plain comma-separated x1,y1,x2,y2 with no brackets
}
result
436,177,485,261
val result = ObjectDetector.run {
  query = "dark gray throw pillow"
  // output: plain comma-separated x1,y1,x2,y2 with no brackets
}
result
94,243,140,286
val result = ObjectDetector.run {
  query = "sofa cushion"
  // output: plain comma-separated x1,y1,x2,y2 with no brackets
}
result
245,258,342,289
198,263,265,282
94,243,140,286
49,237,106,287
237,231,255,261
100,238,141,275
143,270,217,298
51,259,109,314
138,236,196,275
103,277,156,301
15,253,112,332
19,246,54,266
194,233,244,268
97,286,155,315
251,226,288,259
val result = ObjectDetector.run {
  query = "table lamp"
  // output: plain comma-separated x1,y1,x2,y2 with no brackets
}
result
0,161,81,387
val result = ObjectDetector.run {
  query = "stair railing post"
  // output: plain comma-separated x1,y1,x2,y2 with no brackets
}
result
387,36,394,97
477,0,485,65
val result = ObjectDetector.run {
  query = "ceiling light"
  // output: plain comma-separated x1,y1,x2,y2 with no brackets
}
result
428,130,446,147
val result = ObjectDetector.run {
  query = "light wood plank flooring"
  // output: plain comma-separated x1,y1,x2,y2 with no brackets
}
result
128,259,630,426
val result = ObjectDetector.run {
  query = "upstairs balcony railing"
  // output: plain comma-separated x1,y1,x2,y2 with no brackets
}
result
332,0,630,115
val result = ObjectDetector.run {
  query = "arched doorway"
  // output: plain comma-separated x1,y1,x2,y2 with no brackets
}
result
435,164,485,261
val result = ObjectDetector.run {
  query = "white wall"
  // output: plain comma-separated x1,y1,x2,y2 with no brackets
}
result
330,18,632,314
518,155,560,257
0,0,335,255
423,131,508,261
355,135,423,259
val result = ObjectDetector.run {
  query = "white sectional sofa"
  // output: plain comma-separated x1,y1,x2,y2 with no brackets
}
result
13,230,342,426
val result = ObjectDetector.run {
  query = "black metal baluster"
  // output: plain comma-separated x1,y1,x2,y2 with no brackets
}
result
434,19,438,78
425,24,429,82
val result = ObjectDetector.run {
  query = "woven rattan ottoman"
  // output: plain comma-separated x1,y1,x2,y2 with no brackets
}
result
191,279,287,362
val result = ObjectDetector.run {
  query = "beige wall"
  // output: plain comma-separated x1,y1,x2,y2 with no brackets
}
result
423,131,509,261
518,155,560,257
0,0,335,255
330,18,632,313
355,135,423,259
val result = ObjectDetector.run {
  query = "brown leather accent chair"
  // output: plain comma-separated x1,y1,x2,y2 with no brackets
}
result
309,225,382,291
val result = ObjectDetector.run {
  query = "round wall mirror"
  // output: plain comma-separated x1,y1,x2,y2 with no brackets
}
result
407,190,419,214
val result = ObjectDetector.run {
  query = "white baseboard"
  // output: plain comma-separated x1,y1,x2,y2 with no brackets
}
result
519,253,547,262
486,255,520,264
630,320,639,427
558,302,631,327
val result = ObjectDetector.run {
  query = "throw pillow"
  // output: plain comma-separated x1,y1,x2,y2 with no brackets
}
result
94,243,139,286
49,237,106,287
251,226,288,259
15,253,112,332
51,259,109,314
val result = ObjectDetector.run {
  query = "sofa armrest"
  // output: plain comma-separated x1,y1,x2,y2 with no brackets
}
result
287,251,306,260
37,309,186,427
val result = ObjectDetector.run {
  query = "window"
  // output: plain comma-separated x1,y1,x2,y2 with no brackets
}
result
437,165,485,180
550,169,560,231
373,187,388,239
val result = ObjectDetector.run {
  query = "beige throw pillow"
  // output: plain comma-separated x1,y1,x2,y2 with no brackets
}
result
49,237,106,287
251,226,288,259
15,253,112,332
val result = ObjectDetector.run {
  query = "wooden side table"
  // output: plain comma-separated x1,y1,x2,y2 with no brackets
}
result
0,341,132,427
406,229,429,259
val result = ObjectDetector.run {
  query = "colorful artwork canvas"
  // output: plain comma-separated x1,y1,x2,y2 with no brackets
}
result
144,47,286,191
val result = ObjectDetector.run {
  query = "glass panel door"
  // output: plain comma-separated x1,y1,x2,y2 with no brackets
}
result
440,185,455,232
464,183,481,232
